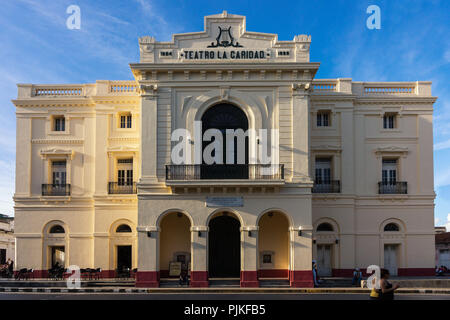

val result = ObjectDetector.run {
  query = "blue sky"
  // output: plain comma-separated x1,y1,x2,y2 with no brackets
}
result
0,0,449,229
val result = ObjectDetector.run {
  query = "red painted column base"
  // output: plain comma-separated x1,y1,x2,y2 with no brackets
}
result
398,268,435,276
135,271,160,287
289,270,314,288
240,271,259,287
190,271,209,287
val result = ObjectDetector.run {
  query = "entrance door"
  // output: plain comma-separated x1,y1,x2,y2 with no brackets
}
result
117,245,132,271
208,215,240,277
317,245,332,277
0,249,6,264
384,244,398,276
201,104,249,179
51,246,65,268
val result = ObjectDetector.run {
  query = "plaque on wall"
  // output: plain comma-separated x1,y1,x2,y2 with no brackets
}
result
169,262,182,277
206,196,244,207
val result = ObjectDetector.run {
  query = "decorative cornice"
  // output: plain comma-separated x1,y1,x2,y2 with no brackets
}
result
32,139,84,145
374,146,409,158
40,148,75,159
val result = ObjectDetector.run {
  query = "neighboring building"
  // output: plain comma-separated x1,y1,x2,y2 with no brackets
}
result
13,12,437,287
0,214,15,265
436,232,450,269
435,226,447,234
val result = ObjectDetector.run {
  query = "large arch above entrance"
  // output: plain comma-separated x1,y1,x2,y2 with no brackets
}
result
257,211,290,279
159,211,192,278
201,103,249,179
208,211,241,278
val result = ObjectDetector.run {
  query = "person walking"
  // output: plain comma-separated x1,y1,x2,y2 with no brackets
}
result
7,259,14,278
371,268,400,300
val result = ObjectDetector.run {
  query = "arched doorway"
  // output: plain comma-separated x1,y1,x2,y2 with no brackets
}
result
159,212,192,278
42,221,69,272
201,103,249,179
258,211,290,279
208,214,241,278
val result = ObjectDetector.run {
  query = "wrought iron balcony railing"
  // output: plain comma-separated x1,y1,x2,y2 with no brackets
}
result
108,182,137,194
378,181,407,194
42,184,71,196
312,180,341,193
165,164,284,181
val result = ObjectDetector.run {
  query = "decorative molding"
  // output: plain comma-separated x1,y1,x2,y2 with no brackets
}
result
40,148,74,159
374,146,409,158
32,139,83,145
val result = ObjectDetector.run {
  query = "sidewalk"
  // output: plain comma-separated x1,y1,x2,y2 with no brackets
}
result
0,286,449,294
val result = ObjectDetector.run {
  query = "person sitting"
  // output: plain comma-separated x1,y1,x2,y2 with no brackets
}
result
352,268,362,286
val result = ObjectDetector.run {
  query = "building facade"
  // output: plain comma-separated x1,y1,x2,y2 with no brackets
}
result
13,12,436,287
435,232,450,269
0,214,15,265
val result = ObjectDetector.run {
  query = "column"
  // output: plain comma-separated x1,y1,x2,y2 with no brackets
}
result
140,84,159,184
190,226,209,287
291,84,311,183
289,226,314,287
135,226,159,287
240,226,259,287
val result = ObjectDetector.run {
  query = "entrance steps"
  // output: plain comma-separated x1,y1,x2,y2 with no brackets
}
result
259,278,290,287
0,279,135,288
209,278,240,287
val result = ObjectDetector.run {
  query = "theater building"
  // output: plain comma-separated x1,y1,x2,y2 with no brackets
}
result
12,12,436,287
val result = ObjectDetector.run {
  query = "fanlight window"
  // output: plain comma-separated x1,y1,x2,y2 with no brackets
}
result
116,224,132,233
49,225,65,234
384,223,400,232
316,223,334,232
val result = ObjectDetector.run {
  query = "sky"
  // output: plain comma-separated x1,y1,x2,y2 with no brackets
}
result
0,0,449,230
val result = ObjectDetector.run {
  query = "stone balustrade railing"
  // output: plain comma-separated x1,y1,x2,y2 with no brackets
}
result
363,86,415,94
34,87,83,96
17,79,432,99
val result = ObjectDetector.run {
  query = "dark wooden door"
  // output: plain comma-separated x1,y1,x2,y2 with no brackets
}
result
208,215,240,277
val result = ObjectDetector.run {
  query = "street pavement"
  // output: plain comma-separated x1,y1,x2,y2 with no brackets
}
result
1,292,450,300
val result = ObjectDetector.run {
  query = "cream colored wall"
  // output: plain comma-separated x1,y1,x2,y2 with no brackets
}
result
258,212,289,270
159,213,191,271
14,81,140,272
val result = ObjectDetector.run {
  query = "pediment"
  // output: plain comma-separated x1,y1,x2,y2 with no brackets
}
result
138,11,311,63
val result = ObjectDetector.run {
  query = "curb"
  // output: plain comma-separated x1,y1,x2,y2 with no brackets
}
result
1,287,450,294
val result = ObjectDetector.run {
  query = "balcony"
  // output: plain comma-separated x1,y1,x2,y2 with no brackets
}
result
378,181,407,194
165,164,284,185
312,180,341,193
108,182,137,194
42,184,71,196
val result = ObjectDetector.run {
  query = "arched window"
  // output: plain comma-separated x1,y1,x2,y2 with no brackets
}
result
116,224,132,233
316,223,334,232
201,103,249,179
49,225,65,234
384,223,400,232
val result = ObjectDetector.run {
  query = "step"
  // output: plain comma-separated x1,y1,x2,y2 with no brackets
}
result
0,279,135,288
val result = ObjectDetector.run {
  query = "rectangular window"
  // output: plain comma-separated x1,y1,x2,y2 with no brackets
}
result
315,158,332,184
382,159,397,184
52,160,67,185
120,114,132,128
383,114,396,129
117,158,133,185
317,112,330,127
53,116,65,131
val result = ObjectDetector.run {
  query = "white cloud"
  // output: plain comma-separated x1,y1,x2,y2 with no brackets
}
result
435,217,440,225
444,49,450,63
435,139,450,151
435,168,450,189
445,214,450,232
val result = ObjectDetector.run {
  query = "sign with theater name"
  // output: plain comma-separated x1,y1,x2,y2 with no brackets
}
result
180,49,270,60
